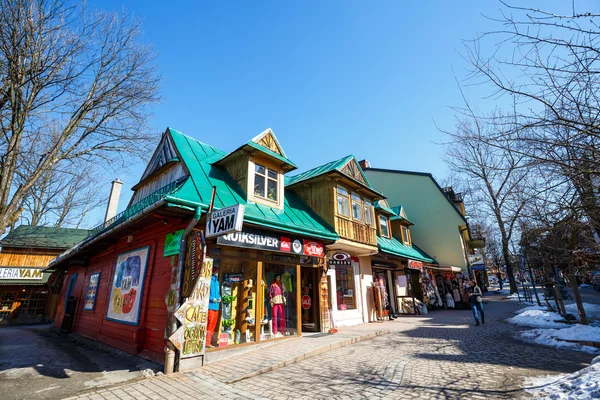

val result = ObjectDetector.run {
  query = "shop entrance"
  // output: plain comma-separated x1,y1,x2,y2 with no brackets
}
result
300,267,319,332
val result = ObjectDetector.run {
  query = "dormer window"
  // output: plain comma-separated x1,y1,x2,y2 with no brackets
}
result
254,163,278,202
402,225,411,245
379,215,390,238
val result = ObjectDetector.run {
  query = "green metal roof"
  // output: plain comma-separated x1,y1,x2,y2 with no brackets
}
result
389,205,414,225
0,226,90,250
245,141,298,169
375,200,396,216
286,154,377,190
167,129,337,241
377,235,436,264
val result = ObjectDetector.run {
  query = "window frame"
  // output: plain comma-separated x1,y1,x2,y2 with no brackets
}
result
254,162,279,203
402,225,411,245
379,215,390,238
336,185,351,218
351,192,363,222
364,200,373,226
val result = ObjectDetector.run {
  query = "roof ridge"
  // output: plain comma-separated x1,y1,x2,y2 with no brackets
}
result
168,127,225,155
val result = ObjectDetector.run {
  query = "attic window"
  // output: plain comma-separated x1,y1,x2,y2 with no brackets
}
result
402,226,411,245
379,215,390,238
254,163,278,202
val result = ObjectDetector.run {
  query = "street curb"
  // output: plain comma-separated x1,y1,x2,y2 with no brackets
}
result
224,329,391,384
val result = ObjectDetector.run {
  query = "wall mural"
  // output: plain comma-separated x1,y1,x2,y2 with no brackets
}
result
106,246,150,325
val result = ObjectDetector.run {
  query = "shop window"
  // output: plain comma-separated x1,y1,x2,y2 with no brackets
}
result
364,200,373,226
264,263,298,339
379,215,390,238
336,185,350,218
335,264,356,310
402,226,411,245
351,193,363,221
254,163,278,202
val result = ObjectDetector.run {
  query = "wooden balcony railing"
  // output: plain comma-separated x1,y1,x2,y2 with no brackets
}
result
335,216,378,246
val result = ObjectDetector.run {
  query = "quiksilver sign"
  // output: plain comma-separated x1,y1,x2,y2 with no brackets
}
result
205,204,244,239
0,267,43,280
217,227,324,257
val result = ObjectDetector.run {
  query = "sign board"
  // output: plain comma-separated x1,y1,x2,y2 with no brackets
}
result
301,295,311,309
408,260,423,270
328,252,352,266
217,227,325,257
206,205,245,238
181,231,204,298
164,230,184,257
83,272,100,311
170,255,213,358
0,267,43,280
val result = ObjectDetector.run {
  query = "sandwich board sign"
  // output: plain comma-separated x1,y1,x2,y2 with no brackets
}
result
205,204,244,238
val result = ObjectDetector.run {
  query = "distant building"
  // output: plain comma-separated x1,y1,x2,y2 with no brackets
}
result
0,225,89,325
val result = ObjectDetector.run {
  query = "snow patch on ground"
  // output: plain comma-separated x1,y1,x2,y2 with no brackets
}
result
564,302,600,320
520,327,600,354
507,309,566,328
524,359,600,399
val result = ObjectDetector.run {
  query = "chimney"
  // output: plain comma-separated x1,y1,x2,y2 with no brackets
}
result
104,178,123,222
358,159,371,169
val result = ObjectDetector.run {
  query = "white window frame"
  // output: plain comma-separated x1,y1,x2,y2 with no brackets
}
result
402,225,411,245
364,200,373,226
336,185,351,218
351,192,363,222
254,162,278,202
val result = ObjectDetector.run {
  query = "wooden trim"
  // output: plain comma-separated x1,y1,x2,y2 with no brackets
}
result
255,260,263,343
296,264,302,336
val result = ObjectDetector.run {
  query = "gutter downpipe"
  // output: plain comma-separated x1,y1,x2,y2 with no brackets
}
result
165,206,202,374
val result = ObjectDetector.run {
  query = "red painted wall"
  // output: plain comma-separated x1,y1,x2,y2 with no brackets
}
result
54,218,185,364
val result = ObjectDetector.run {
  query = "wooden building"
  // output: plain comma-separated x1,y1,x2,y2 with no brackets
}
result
49,128,338,367
0,225,89,325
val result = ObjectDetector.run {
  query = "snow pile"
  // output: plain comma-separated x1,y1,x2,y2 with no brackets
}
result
507,309,566,328
520,326,600,354
524,356,600,399
579,284,592,288
564,303,600,320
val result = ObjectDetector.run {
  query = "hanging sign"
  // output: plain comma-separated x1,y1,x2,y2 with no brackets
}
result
328,252,352,266
164,230,184,257
205,205,245,238
408,260,424,270
181,231,204,298
170,255,213,358
217,227,324,257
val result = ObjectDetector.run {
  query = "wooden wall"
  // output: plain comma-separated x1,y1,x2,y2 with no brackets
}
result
0,248,61,267
54,218,185,365
292,179,335,227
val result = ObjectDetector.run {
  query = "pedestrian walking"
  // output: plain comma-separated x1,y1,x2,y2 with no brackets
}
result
466,279,485,326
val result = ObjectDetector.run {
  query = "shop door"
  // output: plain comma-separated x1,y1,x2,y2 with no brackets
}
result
300,267,319,332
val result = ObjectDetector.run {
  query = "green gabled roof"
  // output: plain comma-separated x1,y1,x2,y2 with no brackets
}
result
375,200,396,216
286,154,377,192
0,225,90,250
245,141,298,169
377,235,436,264
389,206,414,225
166,129,337,241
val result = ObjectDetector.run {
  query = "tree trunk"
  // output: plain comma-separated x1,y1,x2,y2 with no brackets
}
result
569,264,587,324
501,238,518,293
526,258,542,306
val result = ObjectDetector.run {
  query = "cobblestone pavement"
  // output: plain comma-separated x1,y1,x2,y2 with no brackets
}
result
66,297,595,400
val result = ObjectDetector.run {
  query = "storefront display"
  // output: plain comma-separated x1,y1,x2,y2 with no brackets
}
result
335,264,355,310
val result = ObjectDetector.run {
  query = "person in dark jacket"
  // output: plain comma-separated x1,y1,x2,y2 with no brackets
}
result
466,279,485,326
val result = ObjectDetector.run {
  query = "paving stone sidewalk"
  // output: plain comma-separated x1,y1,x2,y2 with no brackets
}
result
65,297,597,400
64,322,393,400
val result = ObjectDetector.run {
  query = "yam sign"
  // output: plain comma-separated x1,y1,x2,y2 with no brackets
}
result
169,256,214,358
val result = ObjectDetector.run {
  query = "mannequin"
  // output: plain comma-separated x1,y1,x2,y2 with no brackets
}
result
206,265,221,348
269,274,286,337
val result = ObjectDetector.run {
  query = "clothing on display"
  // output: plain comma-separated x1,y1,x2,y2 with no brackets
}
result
269,276,287,336
206,272,221,346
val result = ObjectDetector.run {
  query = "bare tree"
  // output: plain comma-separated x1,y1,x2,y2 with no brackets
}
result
18,161,104,228
463,1,600,237
0,0,160,233
445,109,532,294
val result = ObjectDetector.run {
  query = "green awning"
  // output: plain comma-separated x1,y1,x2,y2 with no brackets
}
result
377,236,437,264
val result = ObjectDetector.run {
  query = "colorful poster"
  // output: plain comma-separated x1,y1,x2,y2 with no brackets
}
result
83,272,101,311
106,247,150,325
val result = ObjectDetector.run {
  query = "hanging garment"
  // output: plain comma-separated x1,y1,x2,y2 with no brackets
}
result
433,286,443,307
453,288,461,302
445,292,455,308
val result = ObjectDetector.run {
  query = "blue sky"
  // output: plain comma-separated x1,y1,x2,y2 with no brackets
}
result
84,0,578,227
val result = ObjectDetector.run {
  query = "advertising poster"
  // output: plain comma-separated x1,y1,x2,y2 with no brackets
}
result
106,246,150,325
83,272,101,311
